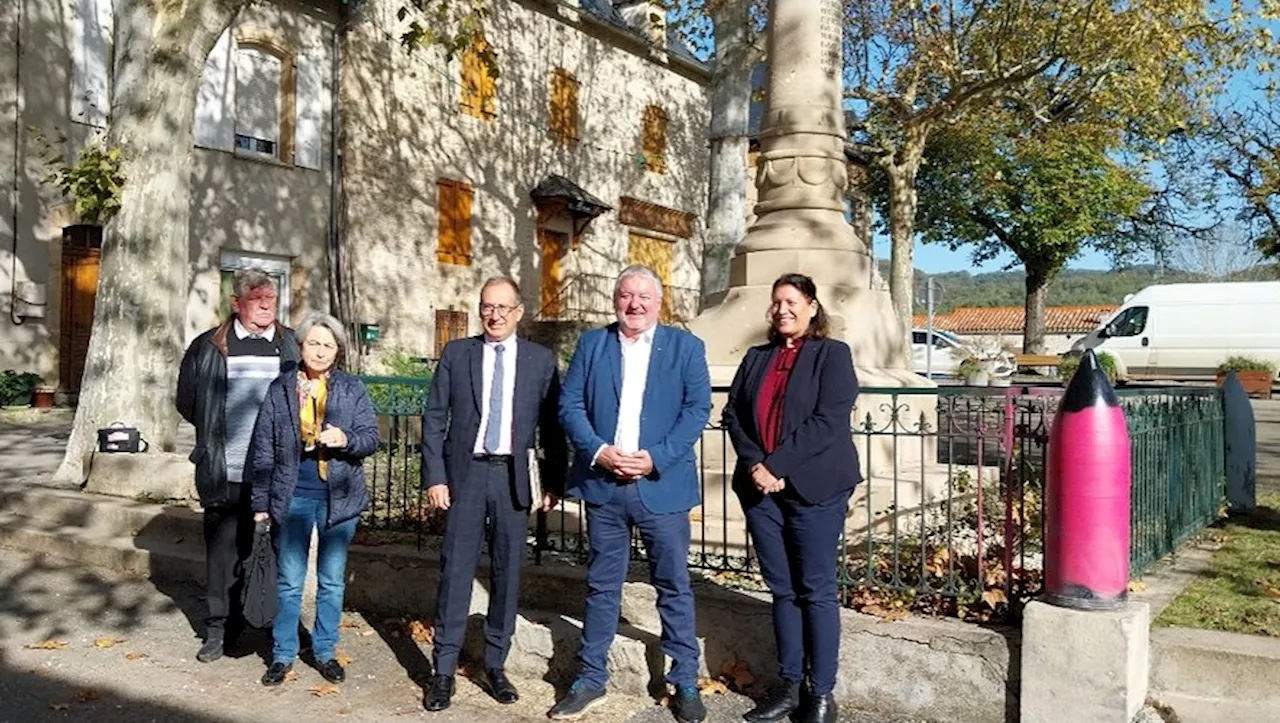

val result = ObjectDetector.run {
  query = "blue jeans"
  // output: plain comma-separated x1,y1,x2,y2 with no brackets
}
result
578,482,699,690
272,495,359,664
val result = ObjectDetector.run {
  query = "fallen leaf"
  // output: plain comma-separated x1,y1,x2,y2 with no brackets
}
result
25,640,69,650
309,683,341,697
335,650,354,667
340,618,362,629
285,670,300,683
93,637,125,649
75,689,101,703
124,652,147,661
358,629,376,637
697,678,728,695
1127,580,1148,593
49,703,71,711
408,619,435,645
981,588,1008,608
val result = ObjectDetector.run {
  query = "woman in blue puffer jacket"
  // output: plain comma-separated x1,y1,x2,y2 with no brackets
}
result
248,310,379,687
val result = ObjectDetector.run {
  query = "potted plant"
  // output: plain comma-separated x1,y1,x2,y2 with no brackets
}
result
1058,352,1119,385
1216,356,1275,398
958,356,988,386
32,386,56,408
0,370,41,408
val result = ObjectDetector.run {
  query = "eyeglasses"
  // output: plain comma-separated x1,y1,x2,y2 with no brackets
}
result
480,303,521,317
304,340,338,351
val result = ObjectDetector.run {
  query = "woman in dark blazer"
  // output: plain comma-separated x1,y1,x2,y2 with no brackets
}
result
248,311,379,688
722,273,860,723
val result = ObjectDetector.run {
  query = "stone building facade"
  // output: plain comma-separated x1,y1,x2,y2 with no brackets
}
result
0,0,709,389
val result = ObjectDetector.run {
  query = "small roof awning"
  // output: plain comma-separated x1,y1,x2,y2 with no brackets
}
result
530,175,612,225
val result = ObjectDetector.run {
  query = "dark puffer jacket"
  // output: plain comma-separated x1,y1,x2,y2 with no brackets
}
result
247,369,379,529
176,319,300,507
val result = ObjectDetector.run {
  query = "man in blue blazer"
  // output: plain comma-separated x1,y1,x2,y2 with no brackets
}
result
547,265,711,723
420,277,567,712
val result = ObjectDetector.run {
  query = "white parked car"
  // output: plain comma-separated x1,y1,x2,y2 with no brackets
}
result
912,328,1015,379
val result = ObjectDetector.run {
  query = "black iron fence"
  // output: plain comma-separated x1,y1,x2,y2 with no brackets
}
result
356,377,1226,618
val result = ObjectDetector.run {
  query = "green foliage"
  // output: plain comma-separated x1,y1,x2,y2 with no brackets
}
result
912,117,1152,285
1058,352,1118,383
397,0,498,77
957,357,984,378
1217,355,1277,374
363,349,434,416
381,348,435,379
0,371,41,406
31,128,125,226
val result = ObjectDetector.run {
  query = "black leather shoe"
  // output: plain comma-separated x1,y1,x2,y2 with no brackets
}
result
484,668,518,704
671,686,707,723
424,674,455,712
318,659,346,684
261,662,292,687
547,681,608,719
800,692,837,723
196,628,224,663
744,681,801,722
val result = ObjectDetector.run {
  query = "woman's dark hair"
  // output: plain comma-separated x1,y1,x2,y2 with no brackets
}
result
768,273,830,344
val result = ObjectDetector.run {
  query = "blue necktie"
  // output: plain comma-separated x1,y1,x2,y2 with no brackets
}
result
484,344,505,453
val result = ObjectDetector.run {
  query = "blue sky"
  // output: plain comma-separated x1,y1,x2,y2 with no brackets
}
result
870,235,1113,275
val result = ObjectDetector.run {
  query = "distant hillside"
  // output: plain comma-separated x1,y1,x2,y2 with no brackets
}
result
878,263,1280,313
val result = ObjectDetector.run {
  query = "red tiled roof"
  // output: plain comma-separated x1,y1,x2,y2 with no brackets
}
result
911,305,1116,334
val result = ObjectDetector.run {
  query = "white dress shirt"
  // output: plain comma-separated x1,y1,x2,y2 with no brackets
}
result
233,317,276,341
592,326,656,467
473,335,518,455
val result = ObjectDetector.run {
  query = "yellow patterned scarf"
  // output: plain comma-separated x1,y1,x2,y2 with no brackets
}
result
298,372,329,480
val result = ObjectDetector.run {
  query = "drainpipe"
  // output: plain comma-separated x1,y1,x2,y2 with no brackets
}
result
9,0,24,326
325,3,346,324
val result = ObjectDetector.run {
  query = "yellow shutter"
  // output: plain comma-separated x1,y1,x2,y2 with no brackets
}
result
642,105,667,173
460,38,496,120
626,233,674,322
437,180,474,266
549,69,579,144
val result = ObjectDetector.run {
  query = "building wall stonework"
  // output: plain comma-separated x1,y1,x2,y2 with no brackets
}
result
339,0,710,368
0,0,337,385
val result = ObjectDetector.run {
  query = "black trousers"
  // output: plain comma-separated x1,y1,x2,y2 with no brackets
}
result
431,456,529,676
202,482,255,633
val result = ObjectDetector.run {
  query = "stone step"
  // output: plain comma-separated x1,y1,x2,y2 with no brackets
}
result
1150,627,1280,708
0,480,202,540
0,496,698,699
1150,692,1280,723
0,510,205,583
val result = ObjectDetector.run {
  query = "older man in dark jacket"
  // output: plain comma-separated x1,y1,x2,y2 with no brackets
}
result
176,268,299,663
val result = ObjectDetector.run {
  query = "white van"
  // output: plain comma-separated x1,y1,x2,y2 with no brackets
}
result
1070,281,1280,380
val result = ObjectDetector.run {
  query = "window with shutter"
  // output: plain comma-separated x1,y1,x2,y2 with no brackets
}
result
70,0,112,128
234,46,284,159
549,69,579,145
434,310,469,357
642,105,668,174
436,180,474,266
460,38,497,120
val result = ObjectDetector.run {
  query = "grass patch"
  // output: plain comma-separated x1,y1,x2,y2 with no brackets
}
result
1155,492,1280,637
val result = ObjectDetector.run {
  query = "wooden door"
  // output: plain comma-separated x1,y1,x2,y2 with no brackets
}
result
539,229,569,318
434,310,468,358
60,245,101,391
626,233,673,322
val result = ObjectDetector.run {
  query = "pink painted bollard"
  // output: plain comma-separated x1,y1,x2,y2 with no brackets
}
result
1044,349,1132,610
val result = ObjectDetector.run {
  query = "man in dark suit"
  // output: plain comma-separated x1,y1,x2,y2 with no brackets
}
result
420,276,567,712
547,265,711,723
